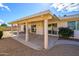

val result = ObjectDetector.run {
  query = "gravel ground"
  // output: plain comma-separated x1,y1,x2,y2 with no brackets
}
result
0,38,79,56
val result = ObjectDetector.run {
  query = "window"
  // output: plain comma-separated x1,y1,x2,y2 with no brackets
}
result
48,24,52,34
68,21,76,30
52,24,57,35
31,25,36,32
77,21,79,30
48,23,57,35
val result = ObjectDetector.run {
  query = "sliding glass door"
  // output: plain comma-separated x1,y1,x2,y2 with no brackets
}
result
31,25,36,33
48,23,58,35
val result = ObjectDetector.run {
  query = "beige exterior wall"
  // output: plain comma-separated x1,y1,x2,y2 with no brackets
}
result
27,20,68,35
57,21,68,28
19,19,68,35
28,21,44,35
36,22,44,35
20,25,24,32
48,19,68,29
19,17,79,39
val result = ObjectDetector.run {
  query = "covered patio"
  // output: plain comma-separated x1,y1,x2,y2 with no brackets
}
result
12,31,79,50
10,10,59,49
12,32,58,50
10,10,79,50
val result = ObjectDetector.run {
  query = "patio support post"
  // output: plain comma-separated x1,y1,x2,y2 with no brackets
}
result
44,19,48,49
25,22,28,41
11,24,13,33
17,24,20,37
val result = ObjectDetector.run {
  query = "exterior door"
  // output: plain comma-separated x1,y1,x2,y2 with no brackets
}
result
52,23,57,35
31,25,36,33
48,23,58,36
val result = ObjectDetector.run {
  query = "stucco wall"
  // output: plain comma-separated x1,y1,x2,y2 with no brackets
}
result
48,20,68,28
74,30,79,39
36,22,44,35
20,25,24,32
57,21,68,28
28,21,44,35
28,20,68,35
20,20,79,39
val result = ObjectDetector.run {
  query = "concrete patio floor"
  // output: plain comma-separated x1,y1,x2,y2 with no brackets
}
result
13,32,58,50
12,32,79,50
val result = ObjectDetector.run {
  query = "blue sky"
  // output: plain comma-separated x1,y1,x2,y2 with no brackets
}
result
0,3,79,24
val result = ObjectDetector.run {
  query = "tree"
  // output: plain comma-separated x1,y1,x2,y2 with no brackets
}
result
1,23,7,27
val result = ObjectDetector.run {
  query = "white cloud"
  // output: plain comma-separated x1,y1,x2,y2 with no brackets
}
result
0,19,4,25
0,3,11,11
50,3,79,12
50,3,68,11
65,4,79,12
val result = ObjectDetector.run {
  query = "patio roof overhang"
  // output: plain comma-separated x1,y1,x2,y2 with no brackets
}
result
59,14,79,21
9,10,60,25
61,17,79,21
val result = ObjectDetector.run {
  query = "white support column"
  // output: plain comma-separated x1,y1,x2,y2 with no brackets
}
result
17,24,19,37
20,25,24,32
11,24,13,33
25,23,28,41
44,20,48,49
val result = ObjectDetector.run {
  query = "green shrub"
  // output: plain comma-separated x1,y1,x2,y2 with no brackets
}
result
58,27,74,38
0,31,3,39
1,23,7,27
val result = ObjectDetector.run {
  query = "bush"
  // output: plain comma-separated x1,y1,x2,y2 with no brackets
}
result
58,27,74,38
0,31,3,39
1,23,7,27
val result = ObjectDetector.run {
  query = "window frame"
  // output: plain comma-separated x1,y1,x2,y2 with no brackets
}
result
31,24,36,33
68,21,79,31
68,21,76,30
77,21,79,30
48,23,58,35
